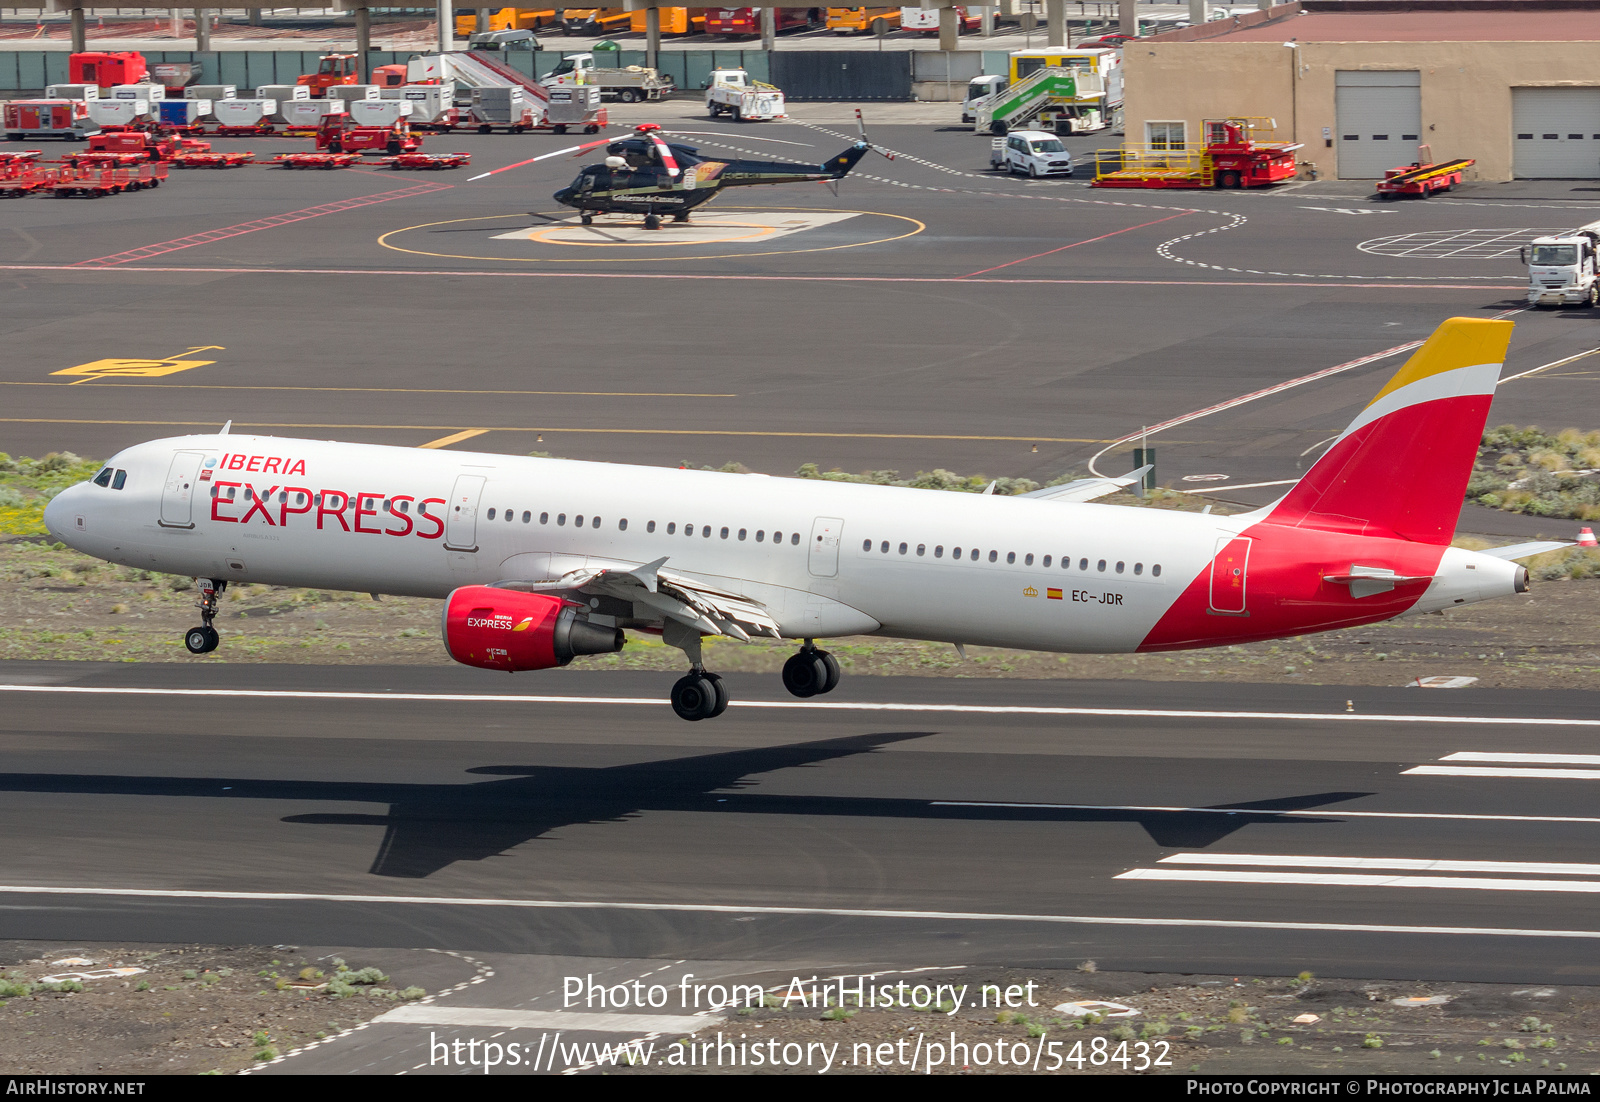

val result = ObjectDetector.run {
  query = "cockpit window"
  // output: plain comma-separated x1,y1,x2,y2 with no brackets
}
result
111,469,127,490
93,468,113,487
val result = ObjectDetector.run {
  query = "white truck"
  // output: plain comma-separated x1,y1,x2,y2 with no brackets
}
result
539,53,674,103
704,68,785,121
1523,222,1600,308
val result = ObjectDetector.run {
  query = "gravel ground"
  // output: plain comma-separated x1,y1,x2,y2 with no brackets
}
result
3,536,1598,690
616,966,1600,1075
0,941,456,1075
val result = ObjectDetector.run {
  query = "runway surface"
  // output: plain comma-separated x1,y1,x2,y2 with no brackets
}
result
2,112,1595,508
5,660,1600,985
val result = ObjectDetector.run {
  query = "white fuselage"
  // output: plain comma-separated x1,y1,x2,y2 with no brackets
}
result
46,433,1234,653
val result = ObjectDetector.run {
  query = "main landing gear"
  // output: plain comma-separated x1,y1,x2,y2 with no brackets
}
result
183,578,225,654
782,640,840,698
671,669,729,722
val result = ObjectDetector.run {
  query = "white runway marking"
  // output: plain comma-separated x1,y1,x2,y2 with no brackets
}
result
0,883,1598,940
1404,751,1600,780
4,683,1600,727
933,801,1600,825
1118,868,1600,894
1159,853,1600,876
374,1005,717,1033
1358,228,1562,260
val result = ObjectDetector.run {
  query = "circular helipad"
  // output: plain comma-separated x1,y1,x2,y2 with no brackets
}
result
379,206,925,264
1358,227,1567,260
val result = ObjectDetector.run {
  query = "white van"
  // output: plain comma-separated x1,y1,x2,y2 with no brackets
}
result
990,129,1073,177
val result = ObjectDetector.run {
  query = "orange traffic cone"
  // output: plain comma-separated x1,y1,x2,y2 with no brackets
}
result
1578,527,1598,547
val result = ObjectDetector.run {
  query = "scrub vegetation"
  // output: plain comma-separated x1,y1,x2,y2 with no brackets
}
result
1469,424,1600,522
0,452,101,536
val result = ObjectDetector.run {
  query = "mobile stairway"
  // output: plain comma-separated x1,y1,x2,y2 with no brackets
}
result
971,67,1103,135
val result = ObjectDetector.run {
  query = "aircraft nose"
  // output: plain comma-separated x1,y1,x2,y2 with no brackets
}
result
42,483,84,546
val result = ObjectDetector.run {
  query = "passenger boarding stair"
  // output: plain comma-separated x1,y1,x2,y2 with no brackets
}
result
412,51,550,106
972,67,1102,134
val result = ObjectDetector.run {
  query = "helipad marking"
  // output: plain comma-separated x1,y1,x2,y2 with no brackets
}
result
1,683,1597,726
0,883,1596,941
493,211,861,248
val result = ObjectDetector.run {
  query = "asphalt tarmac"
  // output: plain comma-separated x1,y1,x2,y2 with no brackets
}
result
2,108,1595,509
4,660,1600,984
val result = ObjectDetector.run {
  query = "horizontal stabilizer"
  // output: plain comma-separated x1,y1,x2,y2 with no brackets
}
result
1020,465,1152,504
1479,540,1572,561
1323,564,1434,599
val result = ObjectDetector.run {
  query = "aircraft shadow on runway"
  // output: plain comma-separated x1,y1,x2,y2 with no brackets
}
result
0,731,1372,879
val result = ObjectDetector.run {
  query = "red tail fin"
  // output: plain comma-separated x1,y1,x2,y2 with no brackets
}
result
1267,317,1512,545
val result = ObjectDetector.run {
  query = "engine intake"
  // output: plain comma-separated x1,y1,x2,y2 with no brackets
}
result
442,586,624,672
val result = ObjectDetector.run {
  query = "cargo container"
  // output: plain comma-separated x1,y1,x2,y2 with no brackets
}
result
3,99,99,141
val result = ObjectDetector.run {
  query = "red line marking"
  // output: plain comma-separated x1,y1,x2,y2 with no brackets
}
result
71,183,453,268
961,211,1196,278
0,264,1523,291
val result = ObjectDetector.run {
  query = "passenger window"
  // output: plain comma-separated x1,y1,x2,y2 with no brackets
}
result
970,549,979,561
592,516,600,528
1153,564,1162,577
880,540,890,553
575,514,584,527
93,468,113,487
507,510,514,523
487,508,496,520
773,530,783,543
398,500,408,513
1079,558,1088,570
863,539,872,551
667,522,677,534
953,546,962,558
756,530,765,542
112,470,127,490
1043,555,1051,567
647,520,655,533
721,526,729,539
1116,561,1125,573
1134,562,1143,575
523,511,531,523
1097,560,1107,572
916,544,925,556
703,525,712,537
989,551,998,563
1024,553,1033,566
934,545,944,558
619,519,628,531
1006,552,1015,564
790,533,799,545
557,513,567,526
898,542,908,555
540,512,549,524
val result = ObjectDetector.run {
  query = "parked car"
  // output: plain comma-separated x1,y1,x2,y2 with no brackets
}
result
991,129,1074,177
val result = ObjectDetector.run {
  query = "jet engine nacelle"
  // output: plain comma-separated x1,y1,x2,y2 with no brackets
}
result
442,586,624,672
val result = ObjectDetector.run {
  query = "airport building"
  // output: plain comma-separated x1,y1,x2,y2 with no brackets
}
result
1123,0,1600,180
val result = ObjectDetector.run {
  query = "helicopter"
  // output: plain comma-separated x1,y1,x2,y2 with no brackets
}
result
467,113,892,230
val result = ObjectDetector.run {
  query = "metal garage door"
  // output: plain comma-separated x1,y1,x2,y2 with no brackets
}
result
1335,70,1421,180
1513,88,1600,179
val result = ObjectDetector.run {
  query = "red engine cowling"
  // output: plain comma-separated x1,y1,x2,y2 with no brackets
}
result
441,586,624,672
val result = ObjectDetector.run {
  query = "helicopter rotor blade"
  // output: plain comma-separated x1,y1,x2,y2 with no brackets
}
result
854,108,896,161
466,136,616,181
663,131,813,147
645,129,681,178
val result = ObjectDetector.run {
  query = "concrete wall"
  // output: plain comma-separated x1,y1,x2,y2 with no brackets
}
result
1123,39,1600,180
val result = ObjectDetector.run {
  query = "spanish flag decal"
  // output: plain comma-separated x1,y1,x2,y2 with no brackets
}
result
1047,588,1063,600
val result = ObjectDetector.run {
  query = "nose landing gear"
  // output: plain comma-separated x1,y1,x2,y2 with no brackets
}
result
183,578,225,654
782,640,840,698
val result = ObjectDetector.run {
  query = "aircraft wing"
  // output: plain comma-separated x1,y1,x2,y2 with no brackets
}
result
494,556,781,642
1479,540,1571,560
1018,465,1153,503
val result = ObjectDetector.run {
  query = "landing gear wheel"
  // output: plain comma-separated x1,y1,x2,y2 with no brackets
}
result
184,626,219,654
818,651,840,694
672,211,689,222
580,212,594,224
644,213,662,229
671,673,720,721
781,650,828,698
703,671,730,717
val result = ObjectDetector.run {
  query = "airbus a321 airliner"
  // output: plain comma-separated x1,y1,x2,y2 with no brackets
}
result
44,318,1550,721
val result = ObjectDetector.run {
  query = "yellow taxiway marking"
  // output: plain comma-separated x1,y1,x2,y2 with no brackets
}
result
54,345,224,384
0,382,736,399
0,417,1107,444
418,429,489,449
